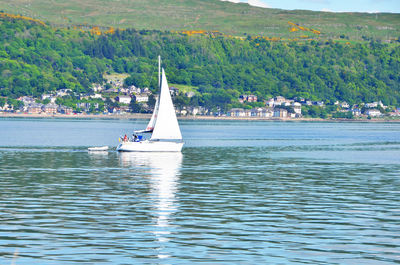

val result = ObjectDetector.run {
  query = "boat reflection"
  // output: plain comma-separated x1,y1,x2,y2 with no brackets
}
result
88,151,109,167
118,152,183,258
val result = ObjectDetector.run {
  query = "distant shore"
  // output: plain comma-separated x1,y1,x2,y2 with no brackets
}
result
1,112,400,122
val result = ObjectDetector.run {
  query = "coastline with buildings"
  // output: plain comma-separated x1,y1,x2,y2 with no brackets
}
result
1,74,400,122
2,111,400,123
2,92,399,121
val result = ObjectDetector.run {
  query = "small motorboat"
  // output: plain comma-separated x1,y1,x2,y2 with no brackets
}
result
88,146,109,151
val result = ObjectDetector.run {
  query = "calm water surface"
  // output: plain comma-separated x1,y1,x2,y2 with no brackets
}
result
0,118,400,264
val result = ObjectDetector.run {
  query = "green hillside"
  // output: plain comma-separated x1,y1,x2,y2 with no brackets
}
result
0,0,399,41
1,15,400,113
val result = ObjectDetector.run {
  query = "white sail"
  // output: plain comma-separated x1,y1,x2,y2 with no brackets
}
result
144,95,159,132
150,68,182,140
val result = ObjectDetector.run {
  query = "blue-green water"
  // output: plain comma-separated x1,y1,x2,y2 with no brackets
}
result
1,118,400,264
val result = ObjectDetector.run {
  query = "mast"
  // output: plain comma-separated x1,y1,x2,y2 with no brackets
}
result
142,56,161,133
158,55,161,90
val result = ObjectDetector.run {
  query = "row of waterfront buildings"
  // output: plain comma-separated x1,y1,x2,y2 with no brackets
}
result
0,93,397,118
1,79,398,118
0,96,74,114
231,95,398,118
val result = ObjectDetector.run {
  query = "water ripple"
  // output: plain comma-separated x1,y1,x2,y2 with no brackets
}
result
1,120,400,264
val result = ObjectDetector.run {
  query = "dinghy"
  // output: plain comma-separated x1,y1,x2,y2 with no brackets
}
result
88,146,109,151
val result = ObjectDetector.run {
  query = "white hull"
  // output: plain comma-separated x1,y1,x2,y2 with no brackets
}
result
117,140,183,152
88,146,109,151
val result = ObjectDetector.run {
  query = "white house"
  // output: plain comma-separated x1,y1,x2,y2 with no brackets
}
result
185,91,196,98
265,96,292,107
340,101,350,109
116,96,132,104
365,109,382,117
135,94,149,103
293,102,302,115
92,84,104,92
365,101,386,109
41,94,52,100
188,106,200,116
90,94,103,99
19,96,35,105
253,107,273,117
56,89,72,97
365,102,378,108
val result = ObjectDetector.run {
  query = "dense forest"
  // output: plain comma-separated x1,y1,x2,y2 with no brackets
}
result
1,15,400,111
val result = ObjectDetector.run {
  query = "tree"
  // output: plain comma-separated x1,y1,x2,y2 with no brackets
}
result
129,95,142,113
7,98,23,109
174,92,190,109
332,111,353,119
0,97,6,108
148,94,156,109
125,73,149,88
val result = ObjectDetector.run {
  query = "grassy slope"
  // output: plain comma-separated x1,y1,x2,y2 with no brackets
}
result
0,0,399,40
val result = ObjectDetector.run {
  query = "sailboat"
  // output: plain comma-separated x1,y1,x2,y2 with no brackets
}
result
116,56,184,152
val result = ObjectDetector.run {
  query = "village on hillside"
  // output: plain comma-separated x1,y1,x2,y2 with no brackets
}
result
1,74,400,119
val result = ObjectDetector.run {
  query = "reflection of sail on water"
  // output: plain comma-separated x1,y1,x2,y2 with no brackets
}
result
119,152,182,256
149,153,182,245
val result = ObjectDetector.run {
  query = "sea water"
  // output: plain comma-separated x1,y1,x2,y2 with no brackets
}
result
0,118,399,264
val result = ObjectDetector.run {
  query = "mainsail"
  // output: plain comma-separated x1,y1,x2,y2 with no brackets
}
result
150,68,182,141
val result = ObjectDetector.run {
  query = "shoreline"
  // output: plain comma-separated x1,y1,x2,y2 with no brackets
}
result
1,112,400,122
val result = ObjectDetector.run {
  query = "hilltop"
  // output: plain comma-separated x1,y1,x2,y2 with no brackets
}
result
0,0,399,41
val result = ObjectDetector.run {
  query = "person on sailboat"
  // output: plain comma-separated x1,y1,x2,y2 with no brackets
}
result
123,134,128,142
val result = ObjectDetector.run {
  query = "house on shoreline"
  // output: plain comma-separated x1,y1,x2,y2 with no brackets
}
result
365,109,382,117
227,107,274,118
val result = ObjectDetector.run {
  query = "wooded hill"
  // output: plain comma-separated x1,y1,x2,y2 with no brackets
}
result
0,14,400,111
0,0,399,41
